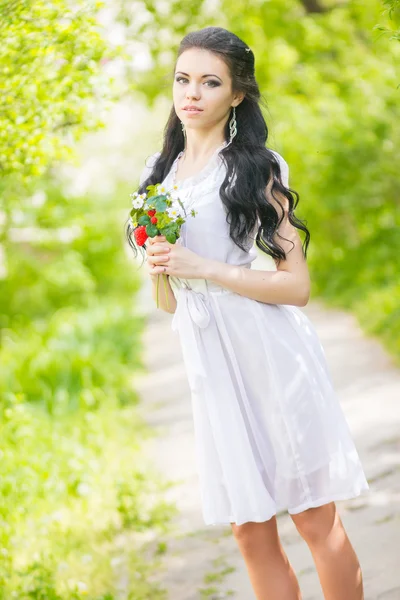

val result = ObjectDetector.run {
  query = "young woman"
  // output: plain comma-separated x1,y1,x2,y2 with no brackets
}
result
129,26,369,600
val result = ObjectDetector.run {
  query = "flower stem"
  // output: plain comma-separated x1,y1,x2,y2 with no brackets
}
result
156,273,160,309
162,274,170,311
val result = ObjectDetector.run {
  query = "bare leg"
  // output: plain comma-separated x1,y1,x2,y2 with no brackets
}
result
231,517,302,600
291,502,364,600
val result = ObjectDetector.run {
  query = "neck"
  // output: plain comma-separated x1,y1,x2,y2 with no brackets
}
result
182,127,227,163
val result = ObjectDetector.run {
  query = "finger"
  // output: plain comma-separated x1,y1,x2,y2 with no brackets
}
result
147,255,170,265
148,235,166,244
146,248,170,260
146,243,171,256
149,265,169,275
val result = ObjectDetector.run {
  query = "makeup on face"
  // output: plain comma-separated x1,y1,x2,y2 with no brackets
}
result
173,49,233,121
175,72,223,115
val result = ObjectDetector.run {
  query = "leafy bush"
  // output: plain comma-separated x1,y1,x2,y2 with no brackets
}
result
0,177,174,597
0,393,172,599
0,0,118,181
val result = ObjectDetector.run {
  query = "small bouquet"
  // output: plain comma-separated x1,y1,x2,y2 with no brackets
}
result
129,184,197,309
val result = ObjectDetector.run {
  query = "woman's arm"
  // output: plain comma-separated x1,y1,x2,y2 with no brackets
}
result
145,156,310,307
202,178,311,307
147,192,311,307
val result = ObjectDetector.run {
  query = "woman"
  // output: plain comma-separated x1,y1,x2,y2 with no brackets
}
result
130,26,369,600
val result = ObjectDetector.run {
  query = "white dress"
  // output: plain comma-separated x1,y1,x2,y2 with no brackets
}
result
139,143,369,527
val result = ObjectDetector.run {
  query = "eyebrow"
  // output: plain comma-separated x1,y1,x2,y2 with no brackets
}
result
175,71,223,82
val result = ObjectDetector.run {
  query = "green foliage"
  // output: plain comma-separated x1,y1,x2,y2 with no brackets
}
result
152,196,168,212
0,302,143,412
125,0,400,361
199,556,236,598
0,4,174,598
0,392,172,599
138,214,151,225
129,186,193,244
374,0,400,42
0,0,119,181
145,223,158,237
0,177,174,596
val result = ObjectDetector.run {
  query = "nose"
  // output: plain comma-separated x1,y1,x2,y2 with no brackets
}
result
185,83,201,101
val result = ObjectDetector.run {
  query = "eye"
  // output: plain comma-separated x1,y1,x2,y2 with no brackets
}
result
175,76,220,87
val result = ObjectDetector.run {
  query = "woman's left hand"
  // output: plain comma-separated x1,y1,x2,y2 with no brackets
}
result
148,238,207,280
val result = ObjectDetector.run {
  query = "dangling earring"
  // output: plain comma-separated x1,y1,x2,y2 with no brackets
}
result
181,120,187,148
228,106,237,144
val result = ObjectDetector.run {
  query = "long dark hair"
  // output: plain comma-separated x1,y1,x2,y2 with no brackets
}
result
127,26,310,263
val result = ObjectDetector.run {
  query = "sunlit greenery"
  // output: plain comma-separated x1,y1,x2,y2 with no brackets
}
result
375,0,400,42
0,175,176,597
0,0,117,181
0,2,173,597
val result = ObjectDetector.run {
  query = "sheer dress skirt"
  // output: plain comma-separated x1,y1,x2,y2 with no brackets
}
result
169,276,369,526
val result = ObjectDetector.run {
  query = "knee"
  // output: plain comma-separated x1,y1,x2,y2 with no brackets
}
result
231,519,278,557
291,502,338,547
231,522,256,554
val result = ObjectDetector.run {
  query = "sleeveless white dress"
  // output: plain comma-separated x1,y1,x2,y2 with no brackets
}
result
139,143,369,527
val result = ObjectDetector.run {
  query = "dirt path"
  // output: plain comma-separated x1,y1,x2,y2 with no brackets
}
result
133,253,400,600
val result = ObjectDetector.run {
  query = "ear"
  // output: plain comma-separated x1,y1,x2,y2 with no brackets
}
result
232,92,245,107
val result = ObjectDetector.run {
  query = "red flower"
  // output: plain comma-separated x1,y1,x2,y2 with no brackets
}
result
134,225,148,246
147,209,156,217
150,216,158,224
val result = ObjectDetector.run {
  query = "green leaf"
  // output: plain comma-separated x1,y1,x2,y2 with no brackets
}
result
138,215,150,225
160,223,174,236
146,223,159,237
153,197,168,212
165,232,176,244
155,212,171,228
146,185,158,197
146,193,167,205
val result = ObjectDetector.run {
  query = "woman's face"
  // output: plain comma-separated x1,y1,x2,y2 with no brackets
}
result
173,48,243,132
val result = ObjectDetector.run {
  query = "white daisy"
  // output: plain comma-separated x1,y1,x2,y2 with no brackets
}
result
169,189,180,202
167,206,181,219
132,197,144,209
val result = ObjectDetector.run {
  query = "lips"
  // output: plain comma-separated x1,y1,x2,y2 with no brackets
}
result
183,106,203,111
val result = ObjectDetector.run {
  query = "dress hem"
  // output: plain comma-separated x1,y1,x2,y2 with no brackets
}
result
203,485,370,527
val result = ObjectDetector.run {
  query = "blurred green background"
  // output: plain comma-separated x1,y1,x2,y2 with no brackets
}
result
0,0,399,597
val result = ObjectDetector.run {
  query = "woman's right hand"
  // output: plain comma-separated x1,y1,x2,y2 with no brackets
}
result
146,235,170,277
